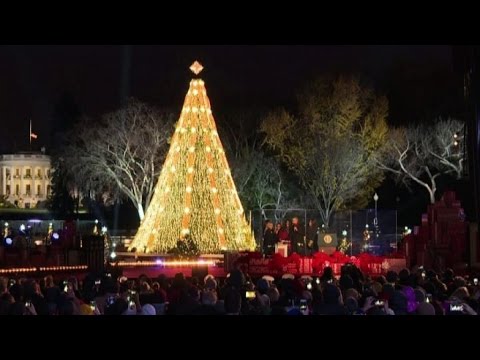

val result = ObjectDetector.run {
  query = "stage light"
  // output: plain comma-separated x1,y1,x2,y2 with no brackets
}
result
155,259,163,265
52,232,60,240
5,237,12,245
20,224,26,232
342,230,347,237
101,226,107,233
4,222,8,227
95,219,99,224
110,251,117,259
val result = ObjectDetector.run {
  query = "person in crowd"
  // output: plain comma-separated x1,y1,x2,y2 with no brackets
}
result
224,287,242,315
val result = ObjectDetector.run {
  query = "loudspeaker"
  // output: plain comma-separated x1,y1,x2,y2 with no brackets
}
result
191,265,209,280
82,235,105,272
318,233,338,248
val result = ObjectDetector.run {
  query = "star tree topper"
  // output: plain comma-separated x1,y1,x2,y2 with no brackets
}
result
189,61,204,75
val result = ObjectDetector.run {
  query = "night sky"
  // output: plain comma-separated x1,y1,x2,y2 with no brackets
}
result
0,45,454,153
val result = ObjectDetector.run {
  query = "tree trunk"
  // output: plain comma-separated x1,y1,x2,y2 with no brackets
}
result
428,189,435,204
137,203,145,222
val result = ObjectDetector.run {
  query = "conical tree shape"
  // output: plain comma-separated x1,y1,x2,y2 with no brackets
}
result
128,62,256,254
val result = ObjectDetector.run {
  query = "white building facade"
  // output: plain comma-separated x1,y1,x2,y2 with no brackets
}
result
0,152,52,208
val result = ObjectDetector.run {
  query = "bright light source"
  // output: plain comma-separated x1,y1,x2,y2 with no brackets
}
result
4,222,8,227
342,230,347,237
101,226,107,233
52,232,60,240
110,251,117,259
454,133,458,139
454,140,459,146
20,224,26,232
155,259,163,265
5,237,12,245
95,219,99,224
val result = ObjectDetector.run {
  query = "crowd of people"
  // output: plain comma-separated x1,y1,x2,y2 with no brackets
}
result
0,263,479,315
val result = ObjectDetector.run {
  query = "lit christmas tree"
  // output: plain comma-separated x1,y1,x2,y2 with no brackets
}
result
128,61,255,254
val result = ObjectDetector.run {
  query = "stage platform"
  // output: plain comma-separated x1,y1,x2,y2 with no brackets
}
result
0,251,406,280
111,251,407,279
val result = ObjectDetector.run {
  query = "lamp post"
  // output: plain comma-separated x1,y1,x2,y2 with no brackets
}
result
373,193,380,242
373,193,379,227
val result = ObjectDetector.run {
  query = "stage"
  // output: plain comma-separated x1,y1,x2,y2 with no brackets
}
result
0,250,406,280
111,251,406,279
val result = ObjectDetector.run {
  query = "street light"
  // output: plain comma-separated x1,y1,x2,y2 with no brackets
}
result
373,193,379,226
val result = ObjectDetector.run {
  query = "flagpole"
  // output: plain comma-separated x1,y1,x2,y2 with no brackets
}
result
29,119,32,150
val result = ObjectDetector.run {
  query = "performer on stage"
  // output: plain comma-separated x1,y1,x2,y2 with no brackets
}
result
306,219,319,256
290,217,305,255
262,220,277,255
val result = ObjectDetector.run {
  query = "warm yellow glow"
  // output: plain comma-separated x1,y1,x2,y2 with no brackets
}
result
116,260,216,267
0,265,88,274
128,65,255,254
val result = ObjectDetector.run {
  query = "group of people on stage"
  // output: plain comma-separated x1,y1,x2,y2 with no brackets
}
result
262,217,320,256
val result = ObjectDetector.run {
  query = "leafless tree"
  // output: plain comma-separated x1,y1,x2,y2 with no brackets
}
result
377,118,465,204
62,100,175,220
304,134,374,227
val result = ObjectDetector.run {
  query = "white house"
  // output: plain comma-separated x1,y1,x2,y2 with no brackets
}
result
0,151,52,208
